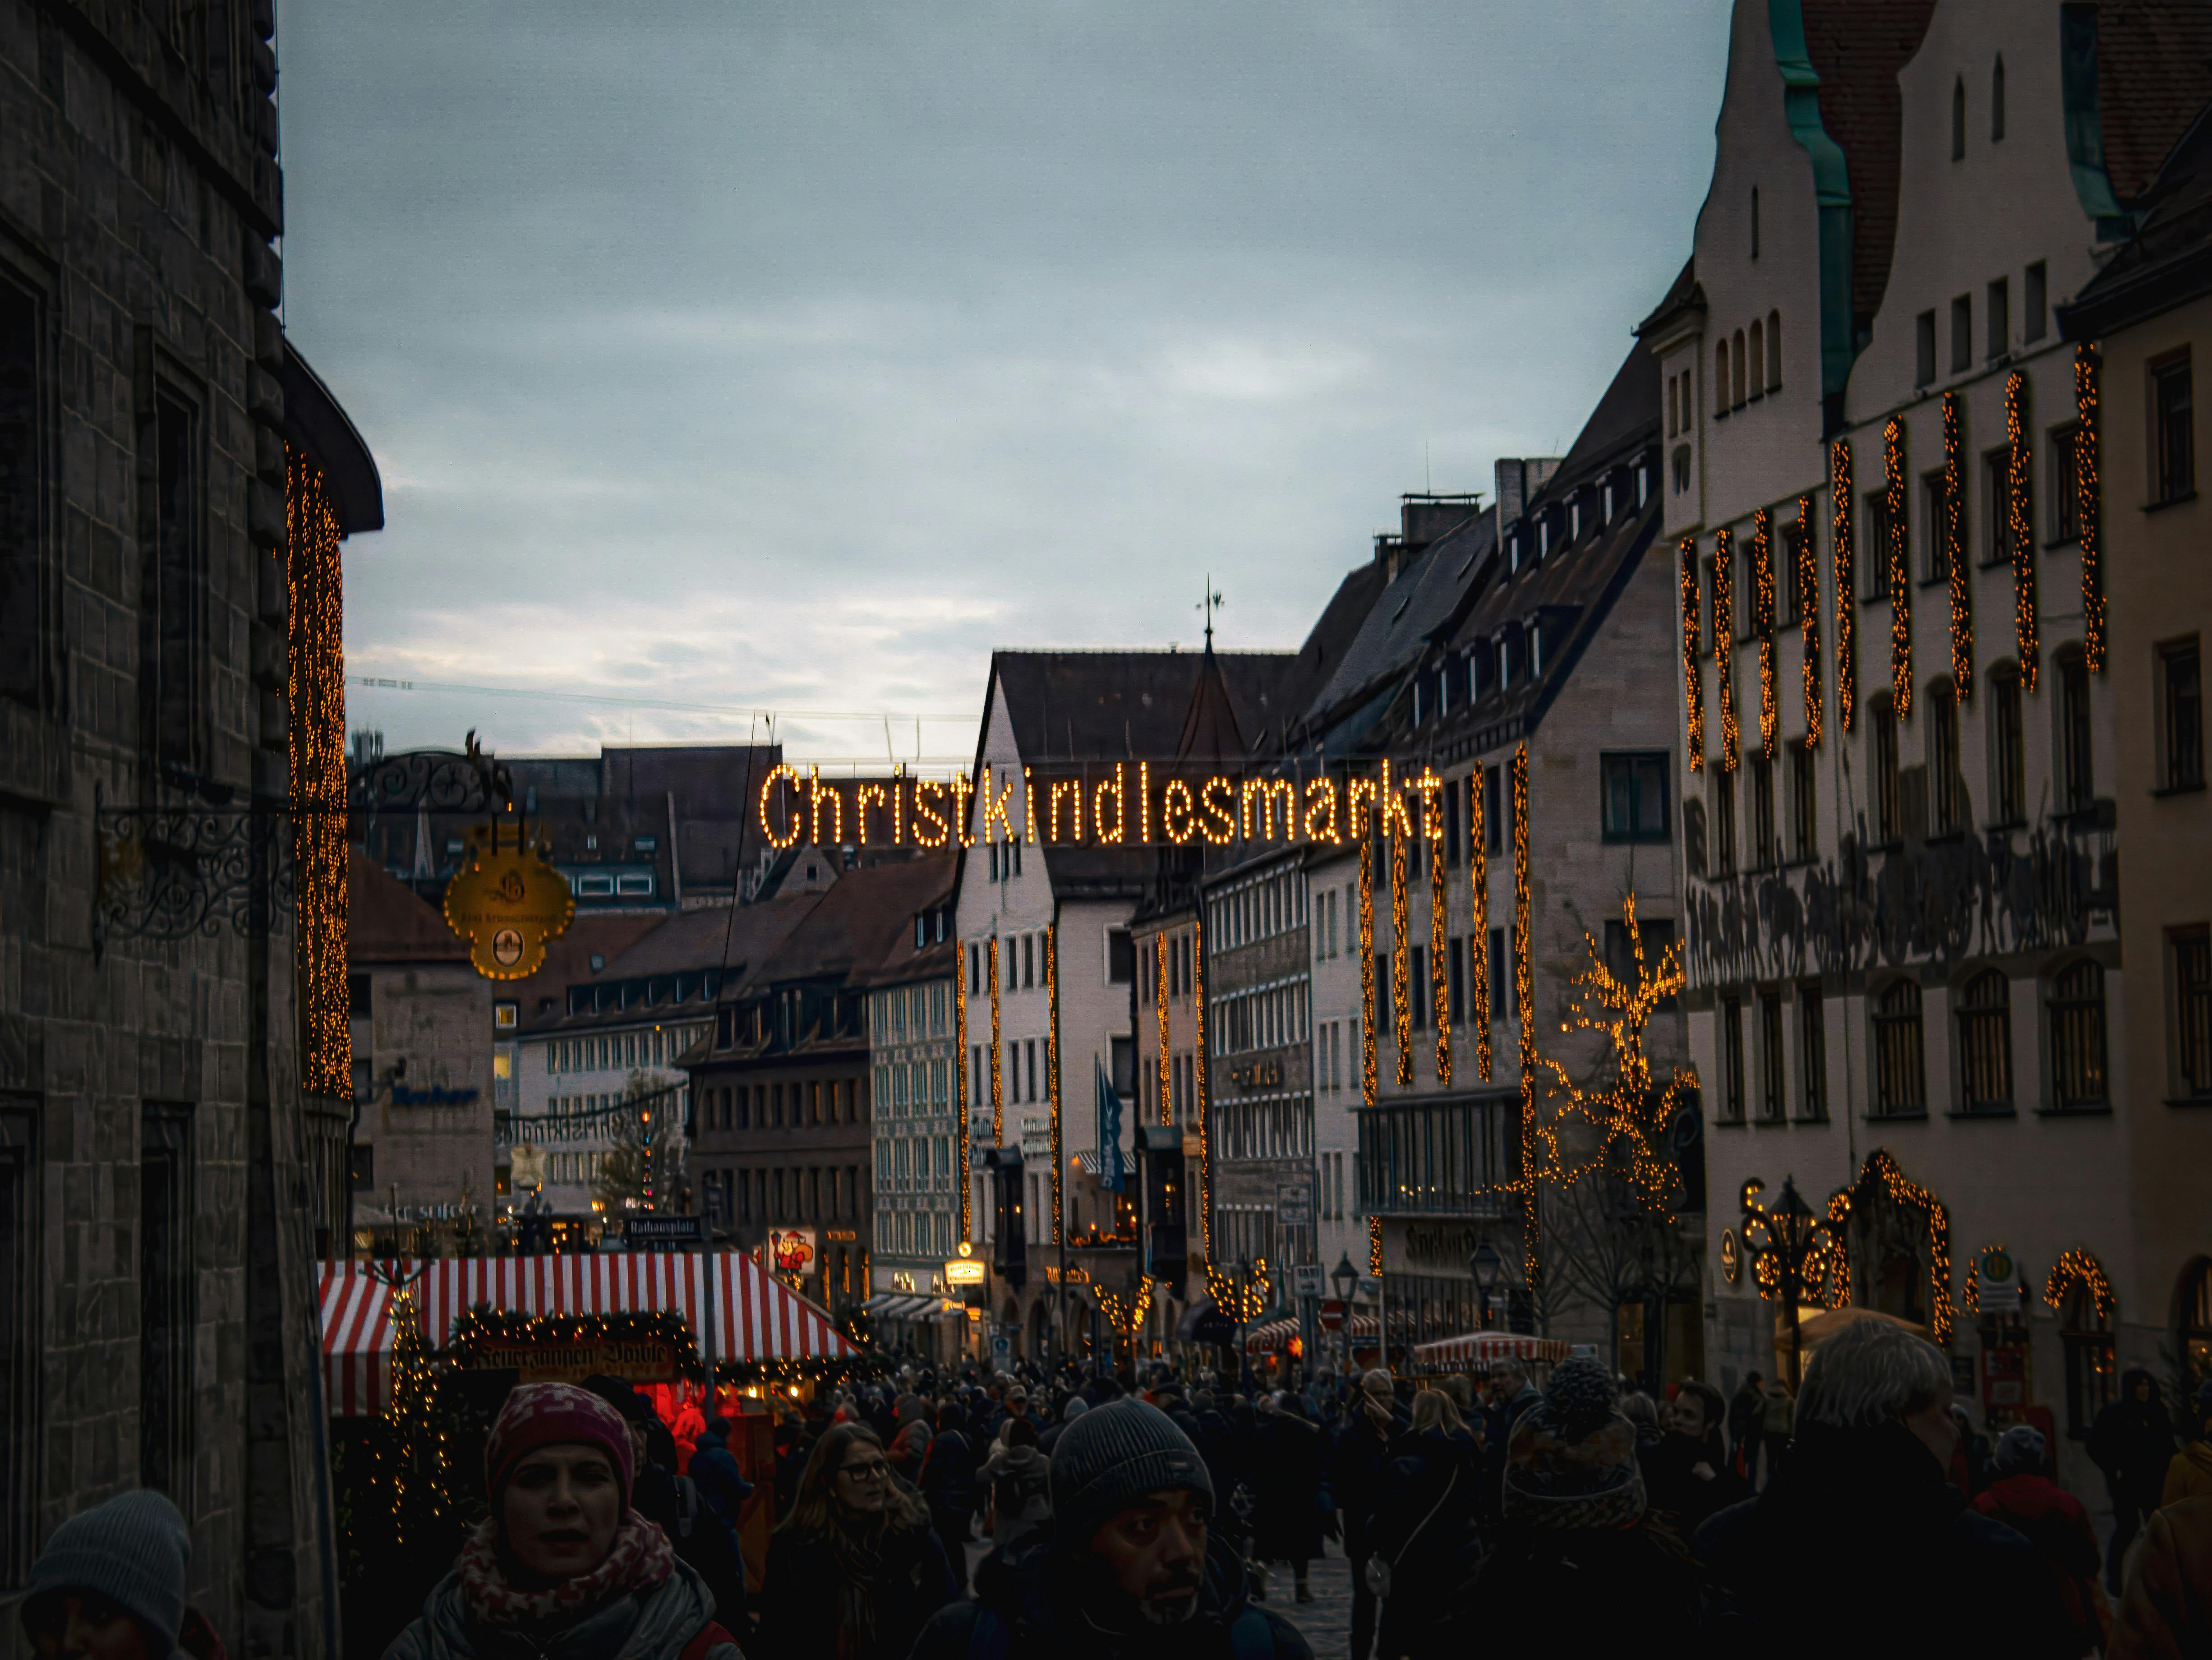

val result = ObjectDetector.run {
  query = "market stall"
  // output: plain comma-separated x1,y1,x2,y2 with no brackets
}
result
1408,1330,1572,1374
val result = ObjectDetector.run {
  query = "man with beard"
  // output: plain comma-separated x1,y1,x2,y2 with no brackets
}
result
908,1399,1312,1660
1642,1380,1749,1533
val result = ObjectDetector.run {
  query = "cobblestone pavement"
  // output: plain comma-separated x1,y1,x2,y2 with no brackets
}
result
1249,1546,1354,1656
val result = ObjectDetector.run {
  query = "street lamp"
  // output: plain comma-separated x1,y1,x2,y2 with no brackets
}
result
1469,1239,1504,1331
1331,1253,1358,1370
1739,1175,1834,1392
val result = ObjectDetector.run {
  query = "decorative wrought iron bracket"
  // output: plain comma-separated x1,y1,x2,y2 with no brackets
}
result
92,782,296,961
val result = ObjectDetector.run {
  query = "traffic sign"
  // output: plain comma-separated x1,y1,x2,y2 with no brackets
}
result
1291,1263,1325,1297
1318,1298,1346,1332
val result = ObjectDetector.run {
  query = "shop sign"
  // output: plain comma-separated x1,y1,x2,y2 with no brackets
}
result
461,1333,680,1383
625,1214,706,1250
1276,1182,1313,1227
1228,1059,1283,1091
768,1228,817,1276
443,823,576,980
945,1257,987,1286
1982,1344,2028,1409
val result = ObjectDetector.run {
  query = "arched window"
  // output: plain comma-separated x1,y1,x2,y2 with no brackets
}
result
2181,1259,2212,1390
1716,339,1731,416
2050,959,2110,1108
1766,309,1783,391
1874,978,1926,1116
1992,56,2006,141
1952,75,1967,161
1733,329,1748,408
2061,1278,2116,1435
1749,318,1765,398
1928,678,1965,834
1956,969,2012,1112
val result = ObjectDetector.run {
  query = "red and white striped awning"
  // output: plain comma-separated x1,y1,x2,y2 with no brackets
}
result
1410,1331,1571,1371
1244,1310,1412,1353
318,1253,858,1417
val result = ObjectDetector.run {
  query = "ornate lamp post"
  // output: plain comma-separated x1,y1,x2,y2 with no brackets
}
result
1469,1239,1505,1333
1330,1253,1358,1370
1739,1176,1834,1391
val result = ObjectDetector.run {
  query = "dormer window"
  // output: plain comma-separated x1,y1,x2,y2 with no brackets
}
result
1638,464,1650,507
1509,531,1521,575
1529,618,1545,678
1602,481,1614,523
1570,500,1582,541
1539,518,1550,559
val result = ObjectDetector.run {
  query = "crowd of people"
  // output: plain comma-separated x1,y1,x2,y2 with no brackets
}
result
18,1332,2212,1660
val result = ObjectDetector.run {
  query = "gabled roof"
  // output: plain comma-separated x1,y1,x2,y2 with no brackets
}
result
1175,646,1249,762
2092,0,2212,207
527,895,818,1034
740,855,960,992
2063,97,2212,338
348,848,470,964
988,650,1297,765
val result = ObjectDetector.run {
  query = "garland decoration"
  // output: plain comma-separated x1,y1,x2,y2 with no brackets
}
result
1680,536,1705,771
988,936,1003,1143
1155,930,1172,1125
2007,370,2040,690
1512,743,1539,1294
1797,496,1823,746
955,940,971,1239
1369,1214,1383,1277
2076,345,2106,672
1831,439,1856,733
1944,392,1972,696
1046,922,1062,1244
287,452,351,1100
1885,417,1912,717
1392,827,1412,1087
1193,906,1212,1266
1714,528,1740,771
1824,1149,1953,1344
1359,831,1377,1107
1752,508,1778,759
1431,820,1452,1085
1469,766,1491,1081
2043,1247,2116,1321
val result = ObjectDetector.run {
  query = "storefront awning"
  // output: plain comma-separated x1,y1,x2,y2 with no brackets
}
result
1409,1331,1572,1371
319,1263,395,1416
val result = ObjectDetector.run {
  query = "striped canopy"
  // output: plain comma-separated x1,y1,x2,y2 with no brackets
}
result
1409,1331,1571,1371
319,1252,858,1418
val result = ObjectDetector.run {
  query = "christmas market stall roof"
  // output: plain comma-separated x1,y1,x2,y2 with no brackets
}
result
318,1252,859,1416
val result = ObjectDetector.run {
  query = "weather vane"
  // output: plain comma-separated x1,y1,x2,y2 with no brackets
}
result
1197,576,1224,650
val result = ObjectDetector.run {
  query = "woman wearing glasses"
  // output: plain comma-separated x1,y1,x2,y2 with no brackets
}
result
754,1422,957,1660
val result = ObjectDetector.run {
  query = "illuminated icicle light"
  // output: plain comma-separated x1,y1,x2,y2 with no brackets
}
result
1943,392,1972,696
2076,345,2106,673
1369,1214,1382,1277
1751,509,1778,759
1714,528,1739,771
1047,923,1062,1245
1392,829,1412,1087
1679,536,1705,771
1359,833,1377,1107
1831,439,1856,733
1885,417,1912,718
1511,743,1538,1294
988,936,1003,1144
1431,831,1451,1085
286,451,350,1100
2006,370,2039,692
1193,908,1211,1267
955,953,971,1240
2043,1246,2115,1320
1798,496,1823,747
1468,769,1491,1082
1155,931,1172,1126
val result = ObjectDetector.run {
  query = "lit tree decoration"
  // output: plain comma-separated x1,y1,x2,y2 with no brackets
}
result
1714,529,1739,771
1944,392,1973,696
1468,767,1491,1080
1885,416,1912,718
1831,438,1857,733
287,451,350,1099
1679,535,1705,771
1797,495,1823,746
1392,827,1412,1087
1752,508,1778,760
2007,370,2040,690
2076,345,2106,673
1096,1277,1153,1342
1207,1257,1269,1324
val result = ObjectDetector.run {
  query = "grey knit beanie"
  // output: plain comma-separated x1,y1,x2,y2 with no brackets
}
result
23,1490,191,1659
1049,1398,1213,1545
1993,1423,2046,1476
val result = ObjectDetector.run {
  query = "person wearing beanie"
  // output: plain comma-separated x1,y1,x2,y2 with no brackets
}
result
1038,1393,1088,1456
20,1491,224,1660
752,1421,954,1660
1970,1422,2104,1652
1698,1323,2077,1660
909,1398,1313,1660
383,1380,741,1660
2164,1380,2212,1509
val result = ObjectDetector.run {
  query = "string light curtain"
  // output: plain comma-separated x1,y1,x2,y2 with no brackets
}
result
1046,922,1062,1245
1468,769,1491,1081
1679,536,1704,771
1359,833,1377,1107
2007,370,2040,690
988,936,1003,1143
286,451,349,1099
1831,439,1856,733
1155,931,1172,1125
1392,829,1412,1087
1797,495,1823,746
1885,417,1912,717
1511,743,1539,1296
2042,1248,2115,1319
1714,529,1739,771
1751,508,1778,760
2076,345,2106,671
1193,908,1212,1266
1431,827,1451,1085
1369,1215,1383,1277
956,948,971,1239
1943,392,1972,696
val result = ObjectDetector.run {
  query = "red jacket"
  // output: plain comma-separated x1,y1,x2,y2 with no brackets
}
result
1974,1473,2103,1648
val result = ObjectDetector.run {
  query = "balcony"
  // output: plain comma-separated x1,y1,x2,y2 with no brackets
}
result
1357,1097,1518,1218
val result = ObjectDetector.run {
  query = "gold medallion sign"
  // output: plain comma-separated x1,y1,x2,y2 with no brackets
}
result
442,822,576,980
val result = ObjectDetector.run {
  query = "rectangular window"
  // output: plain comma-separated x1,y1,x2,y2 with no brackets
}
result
1758,991,1784,1121
2051,424,2081,544
2155,351,2195,504
1488,926,1507,1023
0,276,43,710
1797,987,1827,1120
1950,294,1972,374
1788,742,1817,862
2162,639,2205,792
2173,927,2212,1099
2059,652,2095,813
144,387,204,770
2025,261,2047,342
349,973,372,1020
1986,277,2009,361
1106,927,1134,985
140,1101,193,1499
1922,470,1951,585
1751,758,1777,869
1873,700,1903,844
1916,309,1937,388
1713,771,1737,876
1,1099,35,1584
1600,752,1671,843
1410,947,1429,1033
1863,490,1891,599
1983,446,2014,566
1719,997,1745,1123
1991,666,2026,824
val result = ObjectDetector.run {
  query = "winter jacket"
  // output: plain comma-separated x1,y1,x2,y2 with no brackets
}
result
1698,1420,2078,1660
1642,1430,1751,1534
980,1443,1053,1546
1247,1411,1325,1564
1465,1518,1703,1660
687,1430,755,1531
2162,1440,2212,1510
2089,1370,2179,1505
751,1514,955,1660
1368,1428,1481,1660
2110,1495,2212,1660
382,1555,741,1660
906,1525,1313,1660
1972,1472,2103,1652
633,1464,747,1633
917,1427,977,1519
1331,1400,1409,1541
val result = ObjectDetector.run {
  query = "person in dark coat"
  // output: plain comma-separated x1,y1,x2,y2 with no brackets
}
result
1698,1322,2078,1660
1481,1360,1543,1521
1642,1380,1750,1535
917,1402,978,1593
684,1415,755,1627
2089,1366,2178,1593
1971,1424,2104,1655
1247,1393,1325,1603
1366,1391,1481,1660
908,1400,1313,1660
752,1421,956,1660
1725,1371,1764,1480
580,1377,749,1638
1040,1394,1089,1456
1331,1369,1409,1660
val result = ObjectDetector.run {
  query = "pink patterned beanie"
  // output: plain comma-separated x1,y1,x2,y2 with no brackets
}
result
485,1381,636,1507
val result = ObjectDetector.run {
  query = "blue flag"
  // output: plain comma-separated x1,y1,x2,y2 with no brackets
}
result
1095,1057,1126,1193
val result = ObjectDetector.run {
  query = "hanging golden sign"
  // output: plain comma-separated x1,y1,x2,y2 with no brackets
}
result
442,821,576,980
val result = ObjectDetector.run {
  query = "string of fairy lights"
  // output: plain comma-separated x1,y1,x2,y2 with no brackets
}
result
1944,392,1974,696
1831,438,1857,733
1392,830,1412,1088
2043,1248,2116,1320
2076,344,2107,672
1359,834,1377,1107
1797,494,1823,747
1468,770,1491,1081
287,451,350,1099
1430,818,1452,1086
2007,370,2041,690
1678,536,1705,771
1511,744,1539,1292
987,936,1003,1144
1046,922,1063,1246
955,954,971,1240
1885,416,1912,717
1751,507,1778,761
1193,907,1212,1266
1155,931,1172,1126
1713,528,1739,771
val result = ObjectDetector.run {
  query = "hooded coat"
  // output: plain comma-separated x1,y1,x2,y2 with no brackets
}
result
905,1525,1313,1660
1367,1428,1481,1660
1247,1408,1324,1565
2090,1369,2178,1505
382,1555,739,1660
2110,1495,2212,1659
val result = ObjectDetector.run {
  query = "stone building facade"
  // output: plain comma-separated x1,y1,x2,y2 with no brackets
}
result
0,0,380,1653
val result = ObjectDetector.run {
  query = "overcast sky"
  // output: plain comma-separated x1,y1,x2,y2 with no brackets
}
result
280,0,1730,767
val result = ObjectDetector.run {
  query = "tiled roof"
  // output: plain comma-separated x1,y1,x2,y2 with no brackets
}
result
2062,97,2212,337
989,650,1298,765
2094,0,2212,206
348,848,470,964
740,854,959,990
1801,0,1938,327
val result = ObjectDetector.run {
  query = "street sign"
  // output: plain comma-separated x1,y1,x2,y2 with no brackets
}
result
1291,1263,1325,1297
624,1214,706,1250
1276,1182,1313,1227
1318,1298,1346,1332
991,1323,1014,1370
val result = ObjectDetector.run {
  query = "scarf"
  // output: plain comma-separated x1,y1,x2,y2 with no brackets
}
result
459,1510,675,1630
826,1513,890,1660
